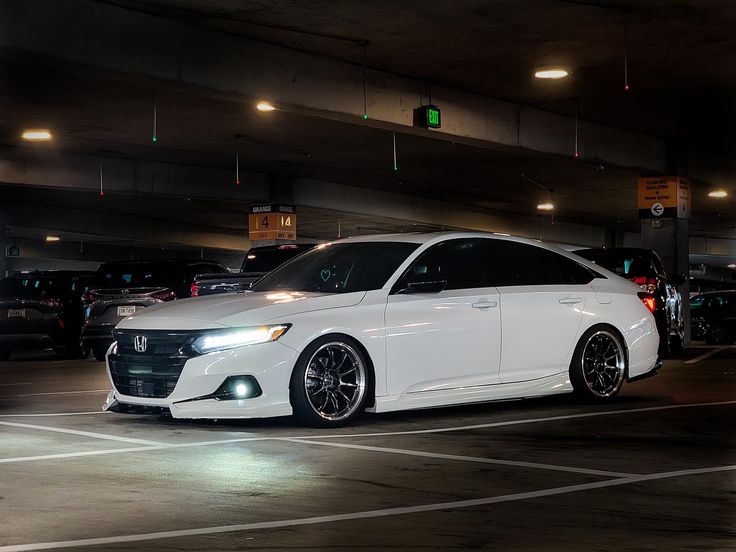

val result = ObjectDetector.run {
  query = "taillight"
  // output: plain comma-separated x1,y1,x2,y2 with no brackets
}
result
190,281,199,297
638,292,657,313
151,289,177,302
631,276,657,293
82,291,98,305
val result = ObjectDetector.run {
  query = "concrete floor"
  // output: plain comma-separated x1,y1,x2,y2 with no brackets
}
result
0,347,734,551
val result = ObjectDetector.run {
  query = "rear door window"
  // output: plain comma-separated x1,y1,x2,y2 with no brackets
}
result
486,241,566,286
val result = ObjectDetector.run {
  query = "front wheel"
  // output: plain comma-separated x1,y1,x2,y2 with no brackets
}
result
570,326,626,401
290,336,370,428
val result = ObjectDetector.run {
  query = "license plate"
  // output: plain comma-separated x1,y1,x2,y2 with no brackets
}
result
7,309,25,319
117,306,136,316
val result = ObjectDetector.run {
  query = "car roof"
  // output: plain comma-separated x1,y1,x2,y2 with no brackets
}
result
333,231,547,247
97,259,224,267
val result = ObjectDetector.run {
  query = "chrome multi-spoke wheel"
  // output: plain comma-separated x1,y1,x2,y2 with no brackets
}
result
581,330,625,397
303,342,367,422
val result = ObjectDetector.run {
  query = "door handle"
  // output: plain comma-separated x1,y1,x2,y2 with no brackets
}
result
472,300,498,309
559,297,582,305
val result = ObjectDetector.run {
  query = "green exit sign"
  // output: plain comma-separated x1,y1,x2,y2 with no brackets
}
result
415,104,441,129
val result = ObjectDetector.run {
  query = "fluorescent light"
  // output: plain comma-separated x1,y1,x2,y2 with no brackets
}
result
708,189,728,198
256,101,276,112
45,235,61,242
537,202,555,211
247,254,256,259
728,263,736,269
534,69,569,79
22,129,52,141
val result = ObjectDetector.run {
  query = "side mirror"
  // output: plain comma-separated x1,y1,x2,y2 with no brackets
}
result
672,273,687,286
405,277,447,294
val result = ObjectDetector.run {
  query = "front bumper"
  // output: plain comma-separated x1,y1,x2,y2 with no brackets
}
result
104,340,298,419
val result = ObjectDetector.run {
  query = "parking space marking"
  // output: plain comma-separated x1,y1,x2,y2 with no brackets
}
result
0,389,109,399
684,347,727,364
0,463,733,551
301,400,736,440
0,411,108,418
0,420,166,446
280,438,636,477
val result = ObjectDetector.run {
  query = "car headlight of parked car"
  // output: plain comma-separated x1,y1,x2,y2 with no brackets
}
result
191,324,290,355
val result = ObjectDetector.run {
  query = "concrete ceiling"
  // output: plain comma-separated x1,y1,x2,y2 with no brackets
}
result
95,0,736,154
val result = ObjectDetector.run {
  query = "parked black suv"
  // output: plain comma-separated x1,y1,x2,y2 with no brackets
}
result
82,259,227,360
575,247,685,357
0,270,95,360
690,290,736,344
192,244,315,297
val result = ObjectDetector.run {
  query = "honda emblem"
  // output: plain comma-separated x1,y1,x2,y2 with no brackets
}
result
133,335,148,353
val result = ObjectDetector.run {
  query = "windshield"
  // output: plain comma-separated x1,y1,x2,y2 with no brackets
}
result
0,276,68,298
575,249,652,278
241,247,310,273
251,242,419,294
94,262,179,288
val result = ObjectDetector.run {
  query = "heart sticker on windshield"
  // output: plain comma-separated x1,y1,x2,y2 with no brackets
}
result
320,269,331,282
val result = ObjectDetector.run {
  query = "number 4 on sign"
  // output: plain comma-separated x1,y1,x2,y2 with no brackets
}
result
261,215,269,228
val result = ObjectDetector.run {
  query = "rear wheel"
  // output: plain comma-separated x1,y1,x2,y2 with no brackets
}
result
92,344,108,362
290,336,370,428
570,326,626,400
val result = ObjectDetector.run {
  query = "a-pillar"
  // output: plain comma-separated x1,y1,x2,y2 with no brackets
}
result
641,217,690,343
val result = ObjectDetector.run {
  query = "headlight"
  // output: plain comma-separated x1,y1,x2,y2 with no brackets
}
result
191,325,290,355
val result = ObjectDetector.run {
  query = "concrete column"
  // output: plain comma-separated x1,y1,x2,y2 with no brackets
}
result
0,212,6,278
641,217,690,343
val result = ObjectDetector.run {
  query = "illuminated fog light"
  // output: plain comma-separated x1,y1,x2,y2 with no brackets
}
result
22,129,53,141
234,383,248,397
534,69,569,79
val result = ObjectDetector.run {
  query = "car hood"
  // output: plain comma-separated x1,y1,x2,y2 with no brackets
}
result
116,290,367,330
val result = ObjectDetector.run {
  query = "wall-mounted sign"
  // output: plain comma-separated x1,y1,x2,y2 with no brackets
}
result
414,104,441,129
6,245,20,257
637,176,691,219
248,204,297,241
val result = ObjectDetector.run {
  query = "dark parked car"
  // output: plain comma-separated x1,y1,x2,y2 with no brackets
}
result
690,290,736,344
191,244,315,297
575,247,685,357
82,259,227,360
0,270,95,360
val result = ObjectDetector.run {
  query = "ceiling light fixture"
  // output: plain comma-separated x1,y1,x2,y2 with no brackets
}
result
728,263,736,269
256,101,276,112
537,202,555,211
22,129,52,141
708,189,728,198
45,235,60,242
534,69,569,80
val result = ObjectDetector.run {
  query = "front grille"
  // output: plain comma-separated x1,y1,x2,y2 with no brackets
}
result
109,330,199,398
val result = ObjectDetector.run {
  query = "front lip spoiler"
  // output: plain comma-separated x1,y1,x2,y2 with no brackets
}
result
627,359,663,383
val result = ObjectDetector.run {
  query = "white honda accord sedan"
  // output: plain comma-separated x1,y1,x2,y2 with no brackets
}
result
103,232,660,427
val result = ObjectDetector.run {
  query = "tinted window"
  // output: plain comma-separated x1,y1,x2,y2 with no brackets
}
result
0,276,68,298
241,247,311,273
575,248,653,278
488,241,567,286
94,262,179,288
252,242,419,294
395,239,490,292
554,253,598,284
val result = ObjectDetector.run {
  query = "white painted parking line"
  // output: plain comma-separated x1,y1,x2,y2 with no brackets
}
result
280,437,636,478
684,347,727,364
0,420,165,446
0,411,108,418
0,463,733,551
0,389,109,398
301,400,736,440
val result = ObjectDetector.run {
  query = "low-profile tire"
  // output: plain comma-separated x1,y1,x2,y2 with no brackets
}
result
570,325,627,401
290,335,371,428
91,345,108,362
